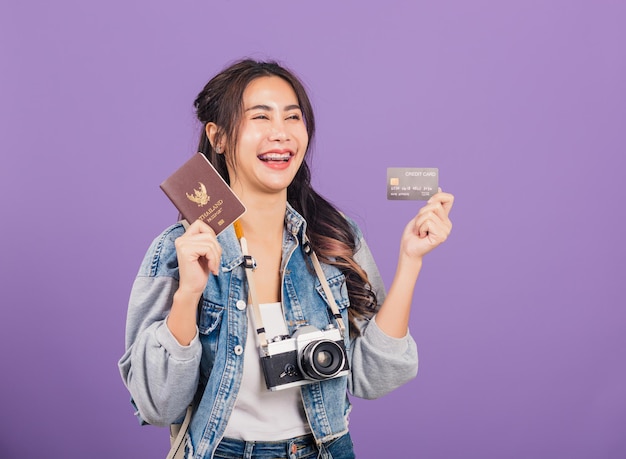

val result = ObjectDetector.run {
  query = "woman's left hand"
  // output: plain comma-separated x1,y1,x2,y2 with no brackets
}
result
400,190,454,261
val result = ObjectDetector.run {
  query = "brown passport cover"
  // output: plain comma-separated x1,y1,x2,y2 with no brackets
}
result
160,153,246,235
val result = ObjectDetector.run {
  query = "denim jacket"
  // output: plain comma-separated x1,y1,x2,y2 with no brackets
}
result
119,204,418,458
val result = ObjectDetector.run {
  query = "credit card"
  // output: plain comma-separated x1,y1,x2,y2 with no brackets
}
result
387,167,438,200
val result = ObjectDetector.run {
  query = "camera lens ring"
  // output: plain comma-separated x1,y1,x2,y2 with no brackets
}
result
299,339,346,380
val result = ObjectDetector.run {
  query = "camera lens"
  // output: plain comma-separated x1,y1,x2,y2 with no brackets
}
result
316,350,332,368
300,340,346,380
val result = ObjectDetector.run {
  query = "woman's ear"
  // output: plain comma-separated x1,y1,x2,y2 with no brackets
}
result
205,123,224,154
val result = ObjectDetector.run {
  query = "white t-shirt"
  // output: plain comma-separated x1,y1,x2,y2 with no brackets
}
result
223,302,311,441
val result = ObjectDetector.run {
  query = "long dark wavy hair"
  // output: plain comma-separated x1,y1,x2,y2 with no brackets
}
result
193,59,377,337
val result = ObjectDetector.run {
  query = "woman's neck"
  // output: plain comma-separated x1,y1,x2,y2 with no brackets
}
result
238,193,287,244
236,193,286,304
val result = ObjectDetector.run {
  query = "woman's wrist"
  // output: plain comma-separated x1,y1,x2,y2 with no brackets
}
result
396,252,423,280
168,289,202,346
173,287,203,308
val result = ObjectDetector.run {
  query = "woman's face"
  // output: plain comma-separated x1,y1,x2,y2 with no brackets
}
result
227,76,309,199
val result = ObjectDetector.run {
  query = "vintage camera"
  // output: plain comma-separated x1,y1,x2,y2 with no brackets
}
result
260,324,350,391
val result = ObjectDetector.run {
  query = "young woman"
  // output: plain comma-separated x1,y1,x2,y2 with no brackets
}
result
119,59,453,459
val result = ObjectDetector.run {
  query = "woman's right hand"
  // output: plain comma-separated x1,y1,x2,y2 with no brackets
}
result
174,219,223,298
168,220,222,346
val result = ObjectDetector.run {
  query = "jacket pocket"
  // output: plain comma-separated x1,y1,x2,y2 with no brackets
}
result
198,300,224,380
315,272,350,310
198,300,224,334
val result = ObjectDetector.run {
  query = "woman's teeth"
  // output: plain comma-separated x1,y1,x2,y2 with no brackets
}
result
258,153,291,162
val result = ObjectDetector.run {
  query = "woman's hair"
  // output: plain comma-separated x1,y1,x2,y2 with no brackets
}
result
194,59,377,337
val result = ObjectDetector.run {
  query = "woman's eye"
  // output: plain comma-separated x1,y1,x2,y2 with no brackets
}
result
286,114,301,121
252,114,269,120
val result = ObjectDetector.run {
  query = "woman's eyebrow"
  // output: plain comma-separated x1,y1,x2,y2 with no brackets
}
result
245,104,302,112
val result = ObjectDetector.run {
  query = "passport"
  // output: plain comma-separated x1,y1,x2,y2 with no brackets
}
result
160,153,246,235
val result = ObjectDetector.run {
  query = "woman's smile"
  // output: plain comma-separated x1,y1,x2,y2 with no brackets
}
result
257,149,295,169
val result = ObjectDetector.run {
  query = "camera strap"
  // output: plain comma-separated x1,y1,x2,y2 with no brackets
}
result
233,221,347,356
301,237,347,338
233,221,268,352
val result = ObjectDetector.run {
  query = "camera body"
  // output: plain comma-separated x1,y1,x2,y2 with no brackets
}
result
260,324,350,391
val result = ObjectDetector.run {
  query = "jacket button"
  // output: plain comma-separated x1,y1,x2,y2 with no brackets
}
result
234,345,244,356
236,300,246,311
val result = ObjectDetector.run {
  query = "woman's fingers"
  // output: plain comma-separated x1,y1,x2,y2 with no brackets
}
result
400,191,455,259
175,220,223,292
428,190,454,215
185,218,217,237
414,194,453,238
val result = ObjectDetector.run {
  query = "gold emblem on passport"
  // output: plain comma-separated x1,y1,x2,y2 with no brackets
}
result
186,182,210,206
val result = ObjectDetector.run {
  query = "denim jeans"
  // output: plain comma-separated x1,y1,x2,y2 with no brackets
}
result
213,432,355,459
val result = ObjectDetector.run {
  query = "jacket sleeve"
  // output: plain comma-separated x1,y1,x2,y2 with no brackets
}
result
118,224,202,426
347,232,419,399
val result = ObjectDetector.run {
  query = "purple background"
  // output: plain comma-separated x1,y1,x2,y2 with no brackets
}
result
1,1,624,458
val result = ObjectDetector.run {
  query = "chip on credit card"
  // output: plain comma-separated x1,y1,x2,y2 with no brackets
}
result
387,168,438,200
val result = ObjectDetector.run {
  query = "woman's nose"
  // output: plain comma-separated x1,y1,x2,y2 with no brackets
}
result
268,119,289,141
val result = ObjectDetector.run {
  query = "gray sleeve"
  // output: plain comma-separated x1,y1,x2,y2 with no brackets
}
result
347,236,419,399
118,230,202,426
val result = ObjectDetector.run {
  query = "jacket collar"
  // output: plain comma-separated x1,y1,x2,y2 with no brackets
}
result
217,201,307,273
